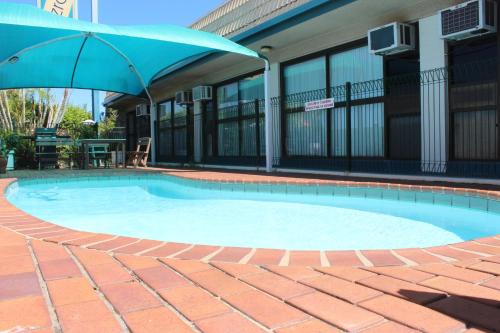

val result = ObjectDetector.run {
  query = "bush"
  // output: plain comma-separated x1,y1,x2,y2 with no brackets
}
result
15,139,36,169
58,106,97,140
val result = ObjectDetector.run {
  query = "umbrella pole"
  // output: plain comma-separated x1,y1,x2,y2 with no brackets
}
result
264,59,273,173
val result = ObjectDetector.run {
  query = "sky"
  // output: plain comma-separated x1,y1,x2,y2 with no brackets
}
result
0,0,225,117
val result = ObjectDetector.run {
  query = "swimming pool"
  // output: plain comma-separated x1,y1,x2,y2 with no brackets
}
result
5,175,500,250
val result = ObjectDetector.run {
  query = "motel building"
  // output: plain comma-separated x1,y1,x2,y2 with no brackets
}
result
104,0,500,181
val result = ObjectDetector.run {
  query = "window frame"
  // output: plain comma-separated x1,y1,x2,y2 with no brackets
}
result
279,38,389,159
212,69,265,158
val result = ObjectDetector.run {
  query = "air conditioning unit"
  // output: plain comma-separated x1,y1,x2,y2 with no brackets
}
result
175,91,193,105
440,0,497,40
368,22,416,56
192,86,213,102
135,104,149,117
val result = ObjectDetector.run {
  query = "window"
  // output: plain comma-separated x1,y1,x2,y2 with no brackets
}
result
284,57,326,96
449,36,498,161
283,46,385,158
157,100,189,161
454,110,498,160
217,82,238,120
215,73,264,158
283,57,327,156
174,103,188,156
159,101,172,129
239,74,264,102
350,103,384,157
158,101,173,159
329,46,383,87
331,104,385,157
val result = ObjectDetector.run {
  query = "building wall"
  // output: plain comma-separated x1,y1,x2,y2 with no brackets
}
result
109,0,499,178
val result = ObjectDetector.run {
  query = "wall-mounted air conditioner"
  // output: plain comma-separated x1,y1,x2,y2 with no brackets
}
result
175,91,193,105
135,104,149,117
368,22,416,55
440,0,497,40
192,86,213,102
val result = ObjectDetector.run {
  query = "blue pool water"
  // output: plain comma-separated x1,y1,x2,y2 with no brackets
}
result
6,176,500,250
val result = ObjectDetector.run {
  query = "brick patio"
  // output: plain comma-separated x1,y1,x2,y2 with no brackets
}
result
1,170,500,332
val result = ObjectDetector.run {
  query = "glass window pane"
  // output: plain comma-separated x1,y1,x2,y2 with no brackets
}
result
239,74,264,103
330,46,383,87
241,118,257,156
158,129,172,158
286,110,327,156
284,57,326,96
174,128,187,156
331,108,346,157
158,101,172,129
217,83,238,120
174,103,187,126
218,121,239,156
351,103,384,157
454,110,498,160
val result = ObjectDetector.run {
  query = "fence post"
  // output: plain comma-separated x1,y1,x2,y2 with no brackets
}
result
345,82,352,172
255,99,261,165
238,103,242,157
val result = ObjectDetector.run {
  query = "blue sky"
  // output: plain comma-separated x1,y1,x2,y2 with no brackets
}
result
0,0,224,116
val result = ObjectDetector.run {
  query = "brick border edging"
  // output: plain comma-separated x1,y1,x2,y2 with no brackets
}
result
1,173,500,268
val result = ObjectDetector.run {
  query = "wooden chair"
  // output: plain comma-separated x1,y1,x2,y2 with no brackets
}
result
127,137,151,168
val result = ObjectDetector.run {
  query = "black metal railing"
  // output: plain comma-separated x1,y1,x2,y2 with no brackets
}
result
196,58,499,178
203,99,268,166
157,112,192,163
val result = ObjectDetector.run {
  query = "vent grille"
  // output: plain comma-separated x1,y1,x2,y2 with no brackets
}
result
441,1,480,36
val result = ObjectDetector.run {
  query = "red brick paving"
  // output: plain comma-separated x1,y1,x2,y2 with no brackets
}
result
210,246,252,262
325,251,365,267
1,173,500,331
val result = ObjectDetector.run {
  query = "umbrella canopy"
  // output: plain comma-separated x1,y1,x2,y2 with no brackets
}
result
0,3,261,97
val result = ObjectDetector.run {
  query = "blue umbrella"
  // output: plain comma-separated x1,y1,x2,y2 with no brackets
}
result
0,3,273,169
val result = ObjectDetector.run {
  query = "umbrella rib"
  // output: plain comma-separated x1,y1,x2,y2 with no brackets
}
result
0,33,86,67
70,35,90,88
91,34,153,102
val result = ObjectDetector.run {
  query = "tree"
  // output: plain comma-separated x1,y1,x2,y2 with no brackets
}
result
98,109,118,137
0,88,71,134
58,105,95,140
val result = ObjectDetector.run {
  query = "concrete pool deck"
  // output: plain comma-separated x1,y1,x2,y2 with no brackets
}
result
1,169,500,332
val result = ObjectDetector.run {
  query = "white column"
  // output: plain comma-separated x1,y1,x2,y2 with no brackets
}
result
193,101,203,163
269,62,280,166
264,60,273,172
419,14,448,173
150,102,157,164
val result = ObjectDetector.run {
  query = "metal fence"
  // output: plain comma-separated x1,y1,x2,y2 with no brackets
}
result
157,112,193,163
196,58,500,178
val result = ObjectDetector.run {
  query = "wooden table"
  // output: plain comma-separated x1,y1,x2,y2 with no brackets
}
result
80,139,127,169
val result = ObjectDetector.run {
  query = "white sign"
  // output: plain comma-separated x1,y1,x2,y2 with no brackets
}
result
304,98,335,112
41,0,75,18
